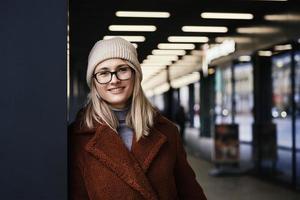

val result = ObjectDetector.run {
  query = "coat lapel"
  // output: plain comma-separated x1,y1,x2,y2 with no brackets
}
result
131,126,167,172
84,123,165,200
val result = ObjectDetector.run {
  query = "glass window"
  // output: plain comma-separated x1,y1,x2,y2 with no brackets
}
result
272,53,292,148
234,63,254,142
272,52,293,184
194,82,200,128
215,66,232,124
294,51,300,186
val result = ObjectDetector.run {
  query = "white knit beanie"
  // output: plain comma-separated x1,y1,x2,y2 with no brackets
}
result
86,37,142,88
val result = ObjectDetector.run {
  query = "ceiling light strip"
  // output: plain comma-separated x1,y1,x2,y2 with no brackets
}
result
116,11,170,18
158,43,195,50
152,49,186,56
168,36,209,43
103,35,145,42
182,26,228,33
201,12,253,20
108,25,156,32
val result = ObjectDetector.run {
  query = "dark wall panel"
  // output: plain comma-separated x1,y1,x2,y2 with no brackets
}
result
0,0,67,199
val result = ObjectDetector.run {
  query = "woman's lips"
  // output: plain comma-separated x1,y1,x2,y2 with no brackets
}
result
108,87,125,94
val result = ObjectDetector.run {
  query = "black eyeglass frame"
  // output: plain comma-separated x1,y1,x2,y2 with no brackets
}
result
92,66,134,84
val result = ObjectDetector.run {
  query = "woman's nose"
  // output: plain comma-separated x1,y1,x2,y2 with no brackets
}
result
110,73,120,84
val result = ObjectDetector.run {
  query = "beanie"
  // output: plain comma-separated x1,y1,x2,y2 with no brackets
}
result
86,37,142,88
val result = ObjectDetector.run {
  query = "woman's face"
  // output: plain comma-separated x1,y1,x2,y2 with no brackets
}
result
93,59,135,109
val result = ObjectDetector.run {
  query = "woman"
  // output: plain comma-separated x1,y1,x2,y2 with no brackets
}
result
68,37,207,200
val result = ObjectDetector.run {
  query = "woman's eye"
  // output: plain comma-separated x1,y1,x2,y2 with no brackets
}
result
99,71,110,76
119,67,129,72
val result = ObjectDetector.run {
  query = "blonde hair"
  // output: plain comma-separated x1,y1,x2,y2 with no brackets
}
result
82,61,157,141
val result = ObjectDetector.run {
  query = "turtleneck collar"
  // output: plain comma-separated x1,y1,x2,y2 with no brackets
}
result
110,105,130,121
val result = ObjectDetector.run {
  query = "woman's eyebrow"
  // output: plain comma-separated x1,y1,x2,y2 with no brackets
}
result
97,64,128,72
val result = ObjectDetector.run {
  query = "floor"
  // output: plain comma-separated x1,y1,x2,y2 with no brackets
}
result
187,154,300,200
184,127,300,200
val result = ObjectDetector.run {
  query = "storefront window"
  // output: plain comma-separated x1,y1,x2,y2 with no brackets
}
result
294,51,300,186
194,82,200,128
234,63,254,142
215,66,232,124
272,53,292,147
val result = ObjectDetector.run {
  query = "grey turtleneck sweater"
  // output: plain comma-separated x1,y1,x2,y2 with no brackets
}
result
111,106,133,150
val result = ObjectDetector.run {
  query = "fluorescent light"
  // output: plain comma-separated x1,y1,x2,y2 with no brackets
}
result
237,27,279,34
298,38,300,43
201,12,253,20
258,51,272,56
103,35,145,42
265,14,300,21
131,43,138,48
258,0,288,1
168,36,209,43
115,11,170,18
158,43,195,50
141,64,166,68
108,25,156,32
238,56,251,62
274,44,292,51
216,36,252,43
152,49,186,56
191,50,203,56
182,26,228,33
171,72,200,88
142,59,172,65
153,83,170,95
147,55,178,61
182,55,201,62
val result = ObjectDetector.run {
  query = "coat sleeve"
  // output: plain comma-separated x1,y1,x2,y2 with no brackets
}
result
174,130,207,200
68,125,90,200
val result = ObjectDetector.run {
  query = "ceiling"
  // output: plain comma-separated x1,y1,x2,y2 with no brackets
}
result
70,0,300,92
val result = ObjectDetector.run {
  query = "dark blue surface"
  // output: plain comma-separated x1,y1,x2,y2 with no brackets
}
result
0,0,67,199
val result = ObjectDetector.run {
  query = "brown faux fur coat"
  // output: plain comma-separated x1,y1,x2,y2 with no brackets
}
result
68,111,207,200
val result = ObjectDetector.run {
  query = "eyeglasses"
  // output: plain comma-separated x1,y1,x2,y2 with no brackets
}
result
93,65,134,84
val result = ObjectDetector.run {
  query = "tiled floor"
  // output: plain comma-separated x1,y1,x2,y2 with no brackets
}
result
187,154,300,200
184,127,300,200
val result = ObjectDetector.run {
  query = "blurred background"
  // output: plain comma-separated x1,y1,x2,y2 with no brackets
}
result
1,0,300,199
69,0,300,199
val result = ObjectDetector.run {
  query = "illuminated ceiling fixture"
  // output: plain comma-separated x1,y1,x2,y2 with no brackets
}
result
142,59,172,65
170,72,200,88
237,27,280,34
131,43,138,48
141,64,166,68
152,49,186,56
182,26,228,33
168,36,209,43
258,0,287,1
158,43,195,50
274,44,292,51
265,14,300,21
201,12,253,20
215,36,252,43
115,11,170,18
258,51,272,57
147,55,179,61
238,55,251,62
191,50,203,56
108,25,156,32
103,35,145,42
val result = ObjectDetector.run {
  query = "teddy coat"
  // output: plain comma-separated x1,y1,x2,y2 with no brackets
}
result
68,110,207,200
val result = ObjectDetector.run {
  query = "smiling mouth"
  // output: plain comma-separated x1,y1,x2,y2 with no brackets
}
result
108,87,125,93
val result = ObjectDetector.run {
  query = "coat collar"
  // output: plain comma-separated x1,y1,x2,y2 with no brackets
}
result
84,114,167,200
